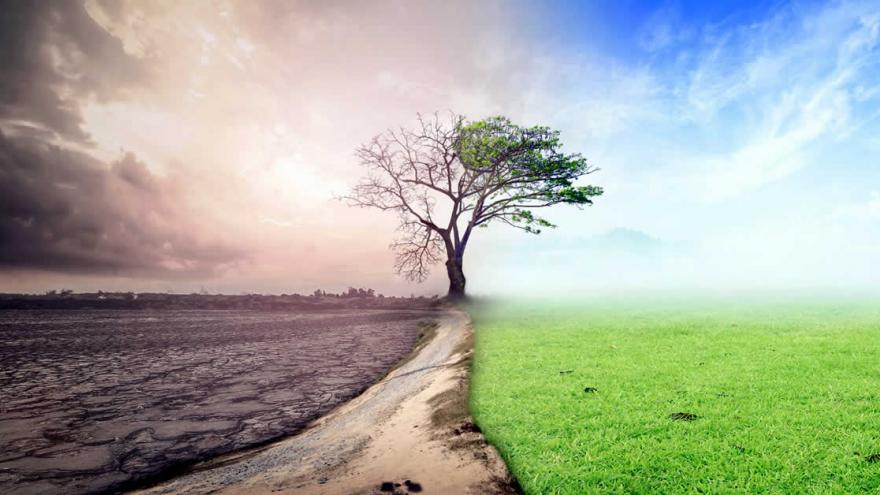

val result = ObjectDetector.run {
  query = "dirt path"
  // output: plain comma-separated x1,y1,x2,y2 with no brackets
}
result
136,307,518,495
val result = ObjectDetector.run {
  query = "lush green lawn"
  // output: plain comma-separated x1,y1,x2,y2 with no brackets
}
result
469,297,880,494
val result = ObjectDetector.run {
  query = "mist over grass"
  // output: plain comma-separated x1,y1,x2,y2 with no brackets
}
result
469,295,880,494
465,289,880,313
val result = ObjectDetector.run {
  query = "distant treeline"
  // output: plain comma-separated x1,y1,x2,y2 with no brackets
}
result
312,287,381,298
0,290,441,310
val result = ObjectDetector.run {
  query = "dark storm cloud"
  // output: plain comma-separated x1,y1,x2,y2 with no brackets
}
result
0,132,243,275
0,1,149,142
0,2,243,277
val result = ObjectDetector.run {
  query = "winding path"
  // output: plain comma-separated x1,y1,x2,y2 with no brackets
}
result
136,308,517,495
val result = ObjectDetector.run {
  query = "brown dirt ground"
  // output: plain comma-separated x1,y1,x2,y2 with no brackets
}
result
136,307,519,495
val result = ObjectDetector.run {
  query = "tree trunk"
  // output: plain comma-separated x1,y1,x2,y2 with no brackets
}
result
446,257,466,300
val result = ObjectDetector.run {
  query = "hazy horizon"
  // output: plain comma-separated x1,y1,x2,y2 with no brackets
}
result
2,0,879,296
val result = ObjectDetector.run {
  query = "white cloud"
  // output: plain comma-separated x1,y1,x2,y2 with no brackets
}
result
638,4,692,52
833,192,880,221
259,217,295,228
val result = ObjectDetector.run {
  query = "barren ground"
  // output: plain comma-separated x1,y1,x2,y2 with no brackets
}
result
137,308,518,495
0,309,437,494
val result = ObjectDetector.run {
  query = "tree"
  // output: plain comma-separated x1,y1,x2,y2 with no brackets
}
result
346,113,602,299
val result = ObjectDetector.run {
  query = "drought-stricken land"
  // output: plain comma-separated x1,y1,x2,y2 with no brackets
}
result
138,308,517,495
0,308,438,494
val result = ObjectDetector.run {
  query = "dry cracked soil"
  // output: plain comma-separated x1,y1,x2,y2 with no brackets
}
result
0,308,438,494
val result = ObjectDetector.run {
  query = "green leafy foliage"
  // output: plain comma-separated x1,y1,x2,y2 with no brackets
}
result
456,116,602,233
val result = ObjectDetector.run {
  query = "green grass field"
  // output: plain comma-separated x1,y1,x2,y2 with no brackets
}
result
469,297,880,494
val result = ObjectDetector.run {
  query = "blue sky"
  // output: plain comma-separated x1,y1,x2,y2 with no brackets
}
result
528,0,785,61
470,0,880,294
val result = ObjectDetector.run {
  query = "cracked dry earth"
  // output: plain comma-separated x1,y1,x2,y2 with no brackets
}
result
0,309,438,494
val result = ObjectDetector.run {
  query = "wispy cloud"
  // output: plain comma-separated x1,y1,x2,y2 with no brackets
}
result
670,1,880,201
638,4,693,53
833,191,880,221
259,217,296,228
